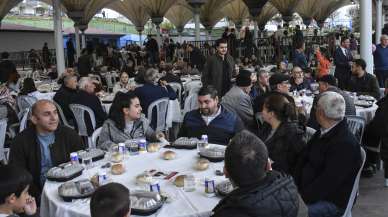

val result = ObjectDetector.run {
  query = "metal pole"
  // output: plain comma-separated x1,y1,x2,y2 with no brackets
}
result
53,0,65,74
360,0,374,74
254,21,258,46
195,12,201,41
376,0,383,43
81,31,86,49
74,26,81,59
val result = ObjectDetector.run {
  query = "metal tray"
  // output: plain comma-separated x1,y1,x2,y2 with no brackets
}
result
130,191,164,216
198,147,225,162
216,180,235,196
168,137,199,149
46,162,84,182
58,179,95,202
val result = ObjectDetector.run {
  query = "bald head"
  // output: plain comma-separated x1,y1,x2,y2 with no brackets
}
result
31,100,59,133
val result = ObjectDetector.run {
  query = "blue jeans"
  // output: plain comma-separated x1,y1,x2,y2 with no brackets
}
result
308,201,344,217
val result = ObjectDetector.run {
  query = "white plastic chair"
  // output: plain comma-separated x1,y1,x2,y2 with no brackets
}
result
105,73,118,92
19,108,30,133
17,95,37,113
168,82,182,103
346,115,366,144
183,93,198,116
91,127,102,148
88,74,102,83
342,147,366,217
147,98,169,132
184,80,202,97
0,118,8,164
52,101,73,129
69,104,96,148
305,127,317,142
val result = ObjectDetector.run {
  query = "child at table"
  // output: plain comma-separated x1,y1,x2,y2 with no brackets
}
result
0,165,37,217
90,183,130,217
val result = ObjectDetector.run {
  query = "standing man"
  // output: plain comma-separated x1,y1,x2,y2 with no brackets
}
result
66,39,76,67
373,34,388,87
202,38,235,97
186,44,206,72
0,52,17,84
334,37,353,89
292,42,308,70
144,35,159,66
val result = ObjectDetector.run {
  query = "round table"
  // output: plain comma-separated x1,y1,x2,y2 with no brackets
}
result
40,145,226,217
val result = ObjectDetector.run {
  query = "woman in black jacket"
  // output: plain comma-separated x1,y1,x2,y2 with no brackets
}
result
262,93,307,175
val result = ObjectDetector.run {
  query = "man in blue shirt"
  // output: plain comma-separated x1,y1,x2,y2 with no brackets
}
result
373,34,388,87
292,42,308,70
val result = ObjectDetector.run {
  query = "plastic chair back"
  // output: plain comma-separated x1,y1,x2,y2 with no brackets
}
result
342,147,366,217
52,101,73,129
19,108,30,132
105,73,118,92
168,82,182,103
91,127,102,148
0,118,8,163
306,127,317,142
346,116,366,144
147,98,169,132
184,80,202,96
69,103,96,139
183,93,198,116
17,95,37,113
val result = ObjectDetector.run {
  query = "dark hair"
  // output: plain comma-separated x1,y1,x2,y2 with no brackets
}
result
198,86,218,99
0,165,33,204
215,38,228,47
225,130,269,187
264,93,296,122
109,91,139,131
1,52,9,59
20,77,37,95
90,182,130,217
353,59,367,70
295,41,305,50
341,37,349,44
119,71,129,79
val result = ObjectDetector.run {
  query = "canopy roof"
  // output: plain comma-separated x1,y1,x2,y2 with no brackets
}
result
222,0,250,28
165,2,193,32
253,2,278,30
107,0,150,32
0,0,22,23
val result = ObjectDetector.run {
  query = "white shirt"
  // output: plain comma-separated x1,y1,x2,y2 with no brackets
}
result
340,46,348,57
201,106,221,125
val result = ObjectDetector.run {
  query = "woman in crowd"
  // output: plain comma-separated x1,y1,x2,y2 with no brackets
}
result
315,47,331,78
113,71,134,94
19,78,51,100
261,93,307,175
97,91,162,150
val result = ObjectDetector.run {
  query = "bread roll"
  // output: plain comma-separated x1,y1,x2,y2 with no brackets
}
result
111,164,125,175
195,158,210,171
163,150,176,160
147,143,160,152
174,175,186,187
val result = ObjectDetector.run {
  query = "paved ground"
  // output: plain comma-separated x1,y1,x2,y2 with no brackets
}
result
353,170,388,217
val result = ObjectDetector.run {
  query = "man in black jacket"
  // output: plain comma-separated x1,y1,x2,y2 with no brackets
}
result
334,37,353,89
295,91,362,217
0,52,17,84
348,58,381,99
186,44,206,71
53,75,78,123
212,130,308,217
9,100,85,200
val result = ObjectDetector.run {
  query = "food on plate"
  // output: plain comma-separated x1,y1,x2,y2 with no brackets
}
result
163,151,176,160
195,158,210,171
111,164,125,175
147,143,160,152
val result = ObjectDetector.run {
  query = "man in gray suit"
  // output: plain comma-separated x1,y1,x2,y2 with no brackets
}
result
222,71,255,132
202,38,235,97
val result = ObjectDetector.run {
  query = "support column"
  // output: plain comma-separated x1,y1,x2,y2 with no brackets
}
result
376,0,383,43
53,0,65,74
81,31,86,49
253,21,258,46
74,26,81,59
195,12,201,41
360,0,374,74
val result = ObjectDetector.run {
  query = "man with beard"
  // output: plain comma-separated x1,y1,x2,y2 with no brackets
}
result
178,86,244,145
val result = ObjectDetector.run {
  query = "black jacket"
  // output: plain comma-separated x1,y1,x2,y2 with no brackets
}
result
53,86,78,122
212,171,308,217
9,126,85,199
189,47,206,71
77,54,93,77
72,90,107,135
264,121,307,175
334,47,353,89
295,119,362,209
347,73,381,99
0,59,17,83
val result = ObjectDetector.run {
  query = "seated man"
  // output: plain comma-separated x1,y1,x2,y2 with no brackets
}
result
90,182,130,217
222,72,255,132
254,69,270,97
0,165,37,217
307,75,356,130
73,77,107,135
53,75,79,123
134,68,177,129
290,66,311,92
348,58,380,99
295,91,362,217
178,86,244,145
9,100,85,199
212,130,308,217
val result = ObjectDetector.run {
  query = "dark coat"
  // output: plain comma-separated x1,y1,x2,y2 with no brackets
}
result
264,121,307,175
212,171,308,217
202,54,235,97
347,73,381,99
77,54,93,77
295,119,362,209
178,106,244,145
9,126,85,199
134,83,177,129
53,86,78,122
189,47,206,71
334,47,353,89
292,50,308,70
72,90,107,135
0,59,17,83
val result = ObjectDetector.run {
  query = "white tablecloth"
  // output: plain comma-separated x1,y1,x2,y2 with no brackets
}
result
297,95,378,123
40,145,225,217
